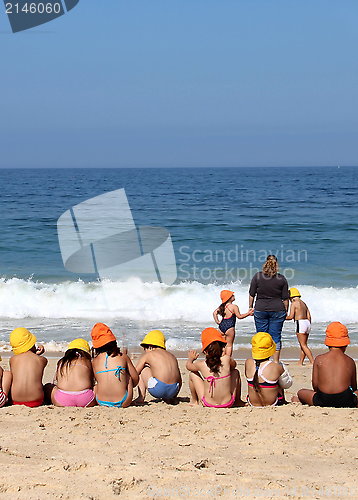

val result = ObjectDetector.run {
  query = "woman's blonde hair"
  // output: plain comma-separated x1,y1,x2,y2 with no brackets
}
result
262,255,278,277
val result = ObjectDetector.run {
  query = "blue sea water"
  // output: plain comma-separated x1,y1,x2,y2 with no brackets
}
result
0,166,357,351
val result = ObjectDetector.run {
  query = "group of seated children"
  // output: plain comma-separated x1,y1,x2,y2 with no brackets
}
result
0,321,357,409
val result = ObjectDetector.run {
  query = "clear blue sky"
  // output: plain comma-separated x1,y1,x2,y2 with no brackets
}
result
1,0,357,168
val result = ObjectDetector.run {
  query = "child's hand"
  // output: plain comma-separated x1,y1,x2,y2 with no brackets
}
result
188,350,199,362
248,308,254,316
36,344,45,355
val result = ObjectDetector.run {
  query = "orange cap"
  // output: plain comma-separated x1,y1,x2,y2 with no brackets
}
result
220,290,234,303
91,322,116,348
201,327,227,352
325,322,350,347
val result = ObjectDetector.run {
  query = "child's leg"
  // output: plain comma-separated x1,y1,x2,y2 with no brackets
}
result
188,372,204,405
292,388,315,405
223,328,235,357
297,333,314,364
135,366,152,404
230,369,245,407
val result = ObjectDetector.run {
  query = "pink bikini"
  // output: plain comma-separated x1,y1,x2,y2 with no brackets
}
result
201,373,236,408
54,388,95,407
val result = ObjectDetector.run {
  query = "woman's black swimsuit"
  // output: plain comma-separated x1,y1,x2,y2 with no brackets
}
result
312,387,357,408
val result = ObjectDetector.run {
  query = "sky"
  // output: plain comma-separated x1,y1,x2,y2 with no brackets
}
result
1,0,358,168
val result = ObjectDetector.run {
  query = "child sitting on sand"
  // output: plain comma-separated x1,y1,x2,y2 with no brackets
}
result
45,339,96,407
135,330,181,404
245,332,292,407
213,290,254,357
186,327,244,408
0,358,12,408
91,323,139,408
292,322,357,408
286,288,314,365
9,327,47,407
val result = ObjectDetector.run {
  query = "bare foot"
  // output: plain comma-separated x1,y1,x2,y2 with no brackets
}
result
132,397,145,406
297,362,304,366
291,395,300,403
187,400,199,407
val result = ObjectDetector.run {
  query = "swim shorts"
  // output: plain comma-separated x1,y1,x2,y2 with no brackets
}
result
313,388,357,408
147,377,180,400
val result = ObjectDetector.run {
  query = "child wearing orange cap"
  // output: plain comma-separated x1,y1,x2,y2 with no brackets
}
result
213,290,254,357
186,327,245,408
9,327,47,407
286,288,314,365
134,330,181,404
293,322,357,408
91,323,139,408
45,339,96,407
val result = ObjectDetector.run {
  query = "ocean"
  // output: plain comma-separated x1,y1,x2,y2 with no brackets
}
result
0,166,357,353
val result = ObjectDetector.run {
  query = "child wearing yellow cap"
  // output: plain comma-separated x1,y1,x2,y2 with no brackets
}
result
134,330,181,404
186,328,245,408
9,327,47,407
0,358,12,408
293,322,358,408
245,332,292,407
45,339,96,407
213,290,254,357
286,288,314,365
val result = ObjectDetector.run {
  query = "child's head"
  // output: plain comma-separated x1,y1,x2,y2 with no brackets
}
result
91,323,121,357
251,332,276,362
201,328,227,373
140,330,166,351
58,338,91,376
325,322,350,349
289,287,301,301
10,327,36,355
220,290,234,304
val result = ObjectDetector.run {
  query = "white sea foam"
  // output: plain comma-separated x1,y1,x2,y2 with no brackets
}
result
0,277,357,324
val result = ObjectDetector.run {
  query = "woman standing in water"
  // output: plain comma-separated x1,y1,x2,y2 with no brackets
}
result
249,255,289,361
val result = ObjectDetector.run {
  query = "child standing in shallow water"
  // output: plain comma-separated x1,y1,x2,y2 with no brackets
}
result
91,323,139,408
135,330,181,404
186,327,245,408
213,290,254,357
286,288,314,365
9,327,47,407
45,339,96,407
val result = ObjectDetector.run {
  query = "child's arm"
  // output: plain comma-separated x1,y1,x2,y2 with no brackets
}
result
135,353,148,375
0,366,3,390
285,302,296,321
350,359,357,392
229,357,237,370
232,304,253,319
213,308,220,325
312,359,319,391
125,354,139,387
307,306,311,323
186,350,200,372
36,344,45,355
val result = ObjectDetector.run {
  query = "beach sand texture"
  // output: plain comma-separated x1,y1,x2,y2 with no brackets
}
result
0,359,357,499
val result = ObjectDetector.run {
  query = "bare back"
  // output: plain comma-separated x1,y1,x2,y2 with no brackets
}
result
291,298,310,321
92,352,129,402
196,354,233,405
139,349,181,384
313,349,357,394
245,359,283,406
10,352,47,402
56,357,94,391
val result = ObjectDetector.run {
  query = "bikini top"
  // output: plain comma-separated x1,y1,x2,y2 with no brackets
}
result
246,360,278,388
205,373,231,395
95,354,126,380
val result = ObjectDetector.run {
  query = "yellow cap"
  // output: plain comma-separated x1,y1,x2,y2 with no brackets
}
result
289,287,301,298
10,327,37,355
140,330,166,349
251,332,276,360
67,338,90,354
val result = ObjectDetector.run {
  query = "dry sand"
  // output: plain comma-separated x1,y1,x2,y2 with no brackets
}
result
0,353,357,499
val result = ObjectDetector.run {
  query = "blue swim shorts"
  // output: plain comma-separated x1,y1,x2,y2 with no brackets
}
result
147,377,180,400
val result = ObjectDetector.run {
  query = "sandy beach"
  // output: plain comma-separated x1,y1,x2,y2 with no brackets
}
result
0,354,357,499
